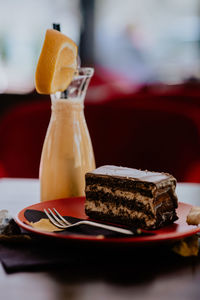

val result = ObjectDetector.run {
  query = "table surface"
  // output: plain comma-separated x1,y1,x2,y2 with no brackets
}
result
1,178,200,300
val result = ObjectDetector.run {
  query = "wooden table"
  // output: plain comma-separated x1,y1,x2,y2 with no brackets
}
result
0,178,200,300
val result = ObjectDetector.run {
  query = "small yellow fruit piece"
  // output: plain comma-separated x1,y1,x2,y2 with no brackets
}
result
35,29,78,94
186,206,200,225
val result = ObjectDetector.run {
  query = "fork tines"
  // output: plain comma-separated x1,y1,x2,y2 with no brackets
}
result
44,208,70,229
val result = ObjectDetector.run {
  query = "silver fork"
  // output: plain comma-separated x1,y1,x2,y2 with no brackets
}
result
44,208,137,235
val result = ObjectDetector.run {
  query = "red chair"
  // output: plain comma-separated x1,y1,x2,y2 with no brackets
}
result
85,101,200,182
1,92,200,182
0,100,51,178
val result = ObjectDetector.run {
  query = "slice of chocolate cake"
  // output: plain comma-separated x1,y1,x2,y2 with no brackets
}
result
85,165,178,230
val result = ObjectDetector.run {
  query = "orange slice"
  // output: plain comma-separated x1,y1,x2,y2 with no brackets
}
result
35,29,78,94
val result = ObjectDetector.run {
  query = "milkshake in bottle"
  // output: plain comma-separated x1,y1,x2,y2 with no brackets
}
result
39,68,95,201
35,29,95,201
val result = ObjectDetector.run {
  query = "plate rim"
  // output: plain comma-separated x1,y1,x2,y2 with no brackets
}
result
15,197,200,244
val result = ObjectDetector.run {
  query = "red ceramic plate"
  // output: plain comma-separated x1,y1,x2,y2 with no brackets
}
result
15,197,200,244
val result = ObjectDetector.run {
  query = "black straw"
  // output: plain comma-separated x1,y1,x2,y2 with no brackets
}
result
53,23,61,31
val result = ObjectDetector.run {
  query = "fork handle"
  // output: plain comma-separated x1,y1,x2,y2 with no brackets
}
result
72,220,134,235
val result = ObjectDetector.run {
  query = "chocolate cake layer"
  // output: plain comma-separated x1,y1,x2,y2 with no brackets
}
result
85,165,178,230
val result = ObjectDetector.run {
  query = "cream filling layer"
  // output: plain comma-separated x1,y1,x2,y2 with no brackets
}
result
85,201,156,227
86,185,155,214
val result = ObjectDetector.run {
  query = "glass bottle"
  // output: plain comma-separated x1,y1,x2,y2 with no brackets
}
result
39,68,95,201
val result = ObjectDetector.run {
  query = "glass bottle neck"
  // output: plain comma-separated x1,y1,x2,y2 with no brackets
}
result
50,67,94,105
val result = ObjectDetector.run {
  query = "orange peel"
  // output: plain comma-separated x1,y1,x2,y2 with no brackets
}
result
35,29,78,94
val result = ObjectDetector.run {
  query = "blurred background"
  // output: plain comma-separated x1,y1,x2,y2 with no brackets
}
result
0,0,200,92
1,0,200,182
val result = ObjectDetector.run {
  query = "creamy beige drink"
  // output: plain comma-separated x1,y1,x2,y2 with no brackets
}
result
39,68,95,201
